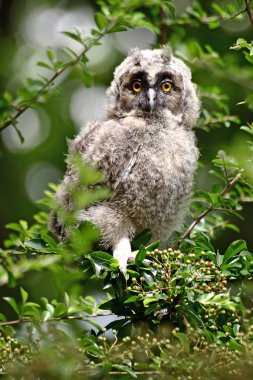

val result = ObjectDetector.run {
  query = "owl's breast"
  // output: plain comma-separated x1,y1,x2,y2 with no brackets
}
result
113,131,198,225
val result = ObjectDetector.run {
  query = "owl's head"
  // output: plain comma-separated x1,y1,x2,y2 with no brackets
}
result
107,48,200,128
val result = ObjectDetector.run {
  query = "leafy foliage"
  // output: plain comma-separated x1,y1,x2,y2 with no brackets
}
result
1,0,253,379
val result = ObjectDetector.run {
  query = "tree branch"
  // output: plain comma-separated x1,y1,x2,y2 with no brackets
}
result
159,7,168,45
0,26,113,133
230,8,247,19
109,371,159,376
0,313,113,327
245,0,253,26
172,173,242,250
202,115,238,126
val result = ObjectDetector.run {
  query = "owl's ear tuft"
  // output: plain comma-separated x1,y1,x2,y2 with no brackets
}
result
128,48,142,65
160,45,172,63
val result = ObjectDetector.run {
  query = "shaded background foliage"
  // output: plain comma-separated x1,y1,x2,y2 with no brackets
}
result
0,0,253,378
0,0,252,249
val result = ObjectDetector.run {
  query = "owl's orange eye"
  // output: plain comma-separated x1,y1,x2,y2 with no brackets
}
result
161,81,172,93
132,80,142,93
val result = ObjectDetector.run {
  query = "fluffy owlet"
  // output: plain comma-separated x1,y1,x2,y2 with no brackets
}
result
50,48,200,273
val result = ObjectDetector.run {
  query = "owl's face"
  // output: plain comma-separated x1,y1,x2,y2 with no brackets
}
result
107,48,200,129
119,65,182,115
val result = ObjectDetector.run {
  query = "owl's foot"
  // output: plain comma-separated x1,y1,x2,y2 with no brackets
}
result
113,237,135,275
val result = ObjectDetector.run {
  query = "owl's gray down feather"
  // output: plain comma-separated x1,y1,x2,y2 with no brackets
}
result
50,47,200,272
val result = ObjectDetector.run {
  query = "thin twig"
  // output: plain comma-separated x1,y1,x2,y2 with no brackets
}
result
230,8,247,19
109,371,159,376
0,313,113,327
245,0,253,25
172,173,242,250
77,370,159,376
0,26,113,133
171,9,247,27
203,115,238,126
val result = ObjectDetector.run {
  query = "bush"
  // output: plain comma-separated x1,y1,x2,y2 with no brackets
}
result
0,1,253,379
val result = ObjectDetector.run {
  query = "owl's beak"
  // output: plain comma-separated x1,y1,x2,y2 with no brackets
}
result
147,88,156,112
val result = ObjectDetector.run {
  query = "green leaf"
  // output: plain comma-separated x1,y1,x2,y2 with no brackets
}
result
19,220,28,230
198,292,216,304
37,61,53,70
89,251,113,262
85,319,103,332
173,332,190,353
24,239,47,249
64,292,70,308
6,222,22,232
228,338,244,350
223,240,247,265
46,49,55,62
22,302,41,317
42,310,51,322
240,126,253,135
94,12,108,30
135,245,147,266
194,190,212,203
116,321,133,338
41,234,57,248
3,297,20,316
209,169,226,182
143,297,158,307
54,303,67,317
112,364,137,378
132,229,152,249
143,271,155,286
126,269,140,277
20,287,28,303
106,319,130,332
113,275,127,301
61,31,83,45
80,71,94,88
7,270,16,288
180,305,205,328
124,295,142,304
145,240,160,251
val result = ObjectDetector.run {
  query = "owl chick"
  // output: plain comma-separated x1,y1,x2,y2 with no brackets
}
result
51,48,200,273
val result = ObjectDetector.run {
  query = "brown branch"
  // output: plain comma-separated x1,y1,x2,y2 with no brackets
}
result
172,173,242,250
245,0,253,25
159,7,168,45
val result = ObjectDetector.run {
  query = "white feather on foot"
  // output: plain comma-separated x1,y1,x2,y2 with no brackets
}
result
113,237,133,274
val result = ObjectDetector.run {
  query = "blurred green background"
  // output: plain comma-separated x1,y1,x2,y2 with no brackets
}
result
0,0,252,250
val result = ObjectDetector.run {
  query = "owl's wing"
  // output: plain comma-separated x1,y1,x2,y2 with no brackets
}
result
70,119,134,188
55,119,137,212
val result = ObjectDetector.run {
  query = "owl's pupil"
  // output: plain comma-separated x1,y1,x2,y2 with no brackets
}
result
132,81,142,92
